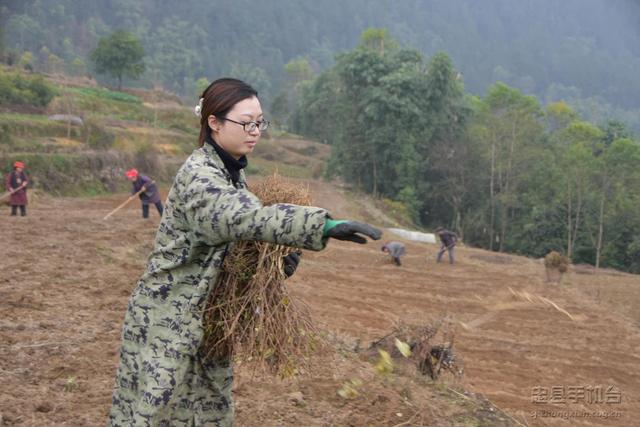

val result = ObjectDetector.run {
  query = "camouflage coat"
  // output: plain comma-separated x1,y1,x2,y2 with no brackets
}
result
108,143,329,426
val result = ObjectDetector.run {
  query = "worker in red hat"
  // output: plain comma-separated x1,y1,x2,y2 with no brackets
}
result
5,161,29,216
125,168,163,218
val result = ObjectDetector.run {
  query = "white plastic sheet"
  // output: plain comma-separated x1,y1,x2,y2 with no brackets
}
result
387,228,437,244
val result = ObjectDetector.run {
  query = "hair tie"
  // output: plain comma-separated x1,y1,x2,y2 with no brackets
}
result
194,98,204,118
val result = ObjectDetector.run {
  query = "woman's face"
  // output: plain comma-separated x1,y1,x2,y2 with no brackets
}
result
208,96,263,159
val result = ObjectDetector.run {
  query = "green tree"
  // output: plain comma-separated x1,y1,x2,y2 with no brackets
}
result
419,52,472,232
195,77,209,98
553,121,602,258
296,32,471,224
146,18,205,93
18,51,34,71
90,30,145,90
293,69,342,142
589,138,640,269
601,120,631,147
545,101,578,133
477,83,543,251
6,14,42,53
329,39,425,197
272,58,314,129
284,57,313,85
297,29,429,204
360,28,394,56
70,57,86,76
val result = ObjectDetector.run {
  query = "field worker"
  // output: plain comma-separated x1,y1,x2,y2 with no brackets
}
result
435,226,458,264
108,78,382,426
125,168,164,218
5,161,29,216
381,241,406,266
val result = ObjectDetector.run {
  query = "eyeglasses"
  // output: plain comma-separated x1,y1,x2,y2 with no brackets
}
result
219,117,270,133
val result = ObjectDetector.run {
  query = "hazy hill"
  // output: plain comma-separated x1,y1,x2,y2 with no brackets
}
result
2,0,640,130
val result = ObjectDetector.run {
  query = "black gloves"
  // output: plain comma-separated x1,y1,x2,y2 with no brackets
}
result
283,250,302,278
323,220,383,244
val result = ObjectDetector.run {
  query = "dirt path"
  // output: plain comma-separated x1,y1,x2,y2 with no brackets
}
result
1,191,639,426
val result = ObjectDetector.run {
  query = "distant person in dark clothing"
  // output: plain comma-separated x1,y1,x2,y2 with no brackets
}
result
5,161,29,216
435,227,457,264
382,241,406,266
125,168,163,218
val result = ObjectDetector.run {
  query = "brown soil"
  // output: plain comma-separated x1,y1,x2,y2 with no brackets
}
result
1,182,639,426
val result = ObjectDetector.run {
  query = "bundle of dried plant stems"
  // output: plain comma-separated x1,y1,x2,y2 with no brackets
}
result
202,174,320,377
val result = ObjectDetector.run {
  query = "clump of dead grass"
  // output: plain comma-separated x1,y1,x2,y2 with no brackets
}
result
544,251,570,283
201,173,321,377
365,319,464,381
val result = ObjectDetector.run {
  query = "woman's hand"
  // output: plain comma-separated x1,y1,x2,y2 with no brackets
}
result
283,250,302,278
323,219,382,244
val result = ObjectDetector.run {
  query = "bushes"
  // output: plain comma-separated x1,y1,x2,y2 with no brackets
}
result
0,113,73,150
0,123,11,145
0,70,57,107
73,87,141,104
83,117,115,149
133,142,160,174
68,86,152,123
1,153,103,194
0,151,174,196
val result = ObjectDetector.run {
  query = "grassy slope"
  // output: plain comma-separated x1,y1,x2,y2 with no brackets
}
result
0,69,417,226
0,70,323,195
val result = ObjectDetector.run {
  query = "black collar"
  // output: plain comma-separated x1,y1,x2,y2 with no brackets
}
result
204,133,248,185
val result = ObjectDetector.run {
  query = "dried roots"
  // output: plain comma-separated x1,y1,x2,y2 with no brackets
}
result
201,174,321,377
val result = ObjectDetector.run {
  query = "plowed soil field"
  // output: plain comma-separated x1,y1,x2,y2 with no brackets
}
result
2,180,639,426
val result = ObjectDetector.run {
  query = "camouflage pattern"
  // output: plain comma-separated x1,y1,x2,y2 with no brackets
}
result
108,142,329,426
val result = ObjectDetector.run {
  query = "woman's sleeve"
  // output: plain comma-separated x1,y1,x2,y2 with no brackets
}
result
182,166,328,250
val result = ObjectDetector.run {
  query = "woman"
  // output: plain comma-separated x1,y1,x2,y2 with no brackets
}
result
5,161,29,216
108,78,381,426
125,168,164,219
